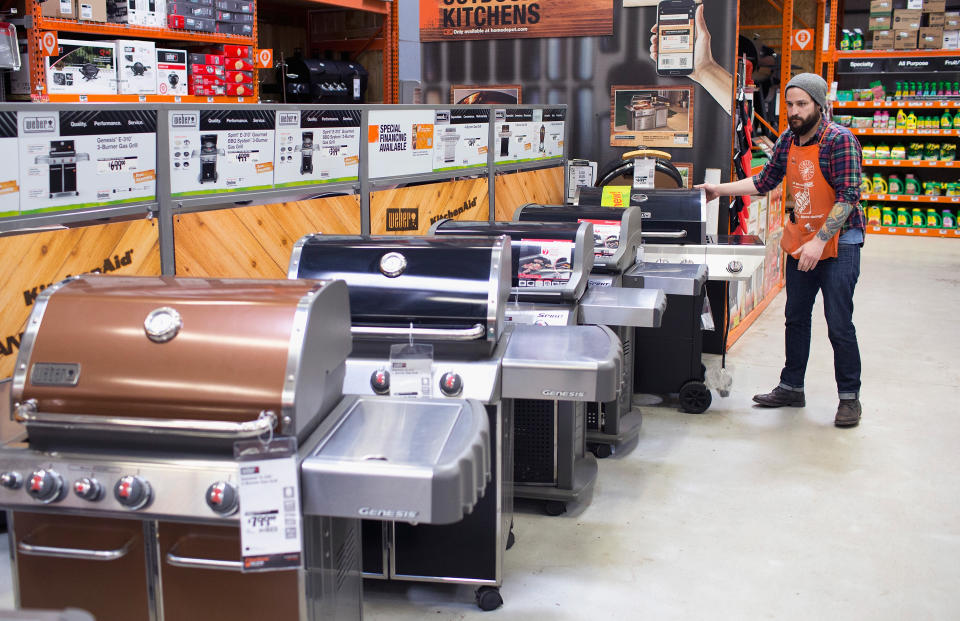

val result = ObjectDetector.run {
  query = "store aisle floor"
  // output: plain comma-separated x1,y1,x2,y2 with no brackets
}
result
1,235,958,619
361,235,960,620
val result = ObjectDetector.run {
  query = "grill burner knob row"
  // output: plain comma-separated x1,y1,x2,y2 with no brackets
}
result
114,475,152,510
439,372,463,397
370,369,390,395
73,477,103,501
206,481,239,516
0,472,22,489
27,469,64,504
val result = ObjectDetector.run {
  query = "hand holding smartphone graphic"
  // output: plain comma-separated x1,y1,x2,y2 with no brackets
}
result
650,1,733,116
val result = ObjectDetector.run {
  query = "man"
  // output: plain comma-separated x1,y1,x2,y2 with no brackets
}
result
696,73,864,428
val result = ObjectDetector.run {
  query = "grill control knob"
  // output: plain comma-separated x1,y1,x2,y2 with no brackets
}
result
206,481,239,516
27,469,64,504
114,475,152,510
73,477,103,501
439,372,463,397
370,369,390,395
0,472,23,490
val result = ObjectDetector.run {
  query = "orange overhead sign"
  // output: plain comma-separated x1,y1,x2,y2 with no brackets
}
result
419,0,612,42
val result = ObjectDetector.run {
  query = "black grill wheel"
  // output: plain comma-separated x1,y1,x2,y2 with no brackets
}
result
679,381,712,414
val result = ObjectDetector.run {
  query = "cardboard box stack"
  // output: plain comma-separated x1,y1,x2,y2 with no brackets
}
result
188,45,253,96
215,0,255,36
870,0,894,48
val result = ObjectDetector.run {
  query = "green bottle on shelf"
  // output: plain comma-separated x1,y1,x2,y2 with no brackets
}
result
943,210,956,229
954,112,960,130
911,208,924,227
894,82,903,99
840,30,850,51
905,174,921,195
888,174,903,194
896,207,910,226
926,209,941,228
940,110,952,129
881,206,895,226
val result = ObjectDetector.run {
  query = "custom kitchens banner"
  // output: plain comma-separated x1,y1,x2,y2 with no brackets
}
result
419,0,612,41
0,219,161,379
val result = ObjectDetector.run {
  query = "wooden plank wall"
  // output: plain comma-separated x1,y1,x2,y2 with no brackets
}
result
493,167,564,221
370,177,489,235
0,219,161,379
174,196,361,278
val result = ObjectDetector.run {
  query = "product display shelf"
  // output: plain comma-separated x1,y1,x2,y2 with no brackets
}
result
862,193,960,204
43,94,259,103
831,49,960,60
867,225,960,238
862,159,957,168
851,129,959,136
26,1,260,102
834,101,960,109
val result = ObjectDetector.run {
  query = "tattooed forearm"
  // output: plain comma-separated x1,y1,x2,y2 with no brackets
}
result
817,201,854,241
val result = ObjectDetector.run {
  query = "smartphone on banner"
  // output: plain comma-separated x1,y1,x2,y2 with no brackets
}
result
656,0,696,76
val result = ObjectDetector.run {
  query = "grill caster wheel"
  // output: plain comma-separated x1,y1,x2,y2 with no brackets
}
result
544,500,566,516
589,443,613,459
476,586,503,611
679,381,712,414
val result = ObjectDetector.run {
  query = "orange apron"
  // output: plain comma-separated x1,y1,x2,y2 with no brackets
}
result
780,136,839,261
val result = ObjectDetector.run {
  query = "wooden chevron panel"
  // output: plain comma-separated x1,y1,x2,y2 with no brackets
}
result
0,218,161,379
493,167,564,221
370,178,490,235
174,196,362,278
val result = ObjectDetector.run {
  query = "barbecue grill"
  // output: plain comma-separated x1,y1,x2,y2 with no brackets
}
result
288,234,623,610
34,141,90,199
0,275,491,620
430,220,665,509
513,204,647,456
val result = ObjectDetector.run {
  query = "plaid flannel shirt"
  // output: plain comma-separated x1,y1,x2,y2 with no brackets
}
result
753,117,865,235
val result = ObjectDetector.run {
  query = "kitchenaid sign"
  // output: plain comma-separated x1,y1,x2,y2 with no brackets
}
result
419,0,612,41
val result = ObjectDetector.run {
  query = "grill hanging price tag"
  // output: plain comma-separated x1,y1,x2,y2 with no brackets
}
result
389,342,434,397
632,157,655,189
235,436,303,572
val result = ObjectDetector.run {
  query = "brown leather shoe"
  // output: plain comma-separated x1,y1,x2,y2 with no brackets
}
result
752,386,805,407
835,399,862,428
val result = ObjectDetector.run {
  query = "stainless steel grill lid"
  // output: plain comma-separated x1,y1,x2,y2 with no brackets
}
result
512,204,642,274
429,220,594,304
10,275,352,444
288,235,510,343
575,187,708,245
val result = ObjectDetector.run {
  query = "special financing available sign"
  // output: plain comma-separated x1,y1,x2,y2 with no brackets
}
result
419,0,612,42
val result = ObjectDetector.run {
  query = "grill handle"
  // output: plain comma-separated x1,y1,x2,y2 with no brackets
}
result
351,323,486,341
166,544,244,572
14,400,277,439
18,537,134,562
641,230,688,239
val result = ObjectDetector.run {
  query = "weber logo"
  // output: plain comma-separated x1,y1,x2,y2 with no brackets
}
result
495,110,505,122
435,111,450,123
278,112,299,126
631,193,649,203
641,211,652,218
386,208,419,231
170,113,198,128
22,116,55,133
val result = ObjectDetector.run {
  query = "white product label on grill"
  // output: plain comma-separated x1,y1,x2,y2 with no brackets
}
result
236,438,302,572
632,157,655,189
389,342,434,398
579,219,622,257
517,238,574,288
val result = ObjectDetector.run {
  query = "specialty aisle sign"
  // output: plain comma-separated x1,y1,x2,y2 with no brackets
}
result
432,108,488,172
367,109,435,178
419,0,612,41
169,109,275,197
494,108,564,164
274,109,361,188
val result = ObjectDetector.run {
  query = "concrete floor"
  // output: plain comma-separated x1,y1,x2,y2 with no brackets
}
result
1,234,959,619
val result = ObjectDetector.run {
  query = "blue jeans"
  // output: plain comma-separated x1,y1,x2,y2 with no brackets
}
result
779,243,861,399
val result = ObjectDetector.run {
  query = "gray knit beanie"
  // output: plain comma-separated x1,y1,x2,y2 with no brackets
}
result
785,73,828,111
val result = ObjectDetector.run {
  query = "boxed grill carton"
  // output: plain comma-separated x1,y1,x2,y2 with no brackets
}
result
45,38,118,96
156,48,188,96
114,39,156,95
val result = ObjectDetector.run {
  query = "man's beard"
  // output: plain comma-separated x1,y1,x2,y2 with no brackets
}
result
789,109,821,137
